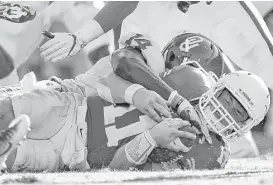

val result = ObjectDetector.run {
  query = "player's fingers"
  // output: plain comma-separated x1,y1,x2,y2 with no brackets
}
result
40,38,60,51
153,102,171,119
147,107,162,123
51,52,70,63
171,120,191,129
41,42,66,58
173,129,196,140
44,48,68,62
167,142,191,152
181,126,199,135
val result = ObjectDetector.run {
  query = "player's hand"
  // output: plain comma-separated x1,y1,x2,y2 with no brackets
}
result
150,118,197,152
40,32,82,62
133,89,172,122
183,107,212,144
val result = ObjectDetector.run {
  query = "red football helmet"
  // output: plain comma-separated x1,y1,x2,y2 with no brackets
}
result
162,32,236,77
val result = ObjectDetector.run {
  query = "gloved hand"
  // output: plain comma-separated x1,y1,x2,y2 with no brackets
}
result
40,19,104,62
40,32,83,62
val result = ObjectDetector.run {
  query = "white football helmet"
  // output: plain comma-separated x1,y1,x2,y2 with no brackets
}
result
199,71,270,141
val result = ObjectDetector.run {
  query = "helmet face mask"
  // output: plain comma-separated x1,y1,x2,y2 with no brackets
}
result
199,71,270,141
199,87,250,141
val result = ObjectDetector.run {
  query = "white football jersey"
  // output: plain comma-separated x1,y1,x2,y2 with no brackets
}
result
120,1,273,89
0,2,52,68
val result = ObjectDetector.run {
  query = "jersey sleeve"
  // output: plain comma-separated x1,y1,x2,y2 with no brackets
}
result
75,56,113,97
94,1,139,33
49,76,86,96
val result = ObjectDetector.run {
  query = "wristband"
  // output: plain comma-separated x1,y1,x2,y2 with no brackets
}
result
74,20,104,47
124,84,145,104
168,90,177,104
125,130,157,165
177,100,193,115
67,34,77,56
168,91,185,109
145,130,158,147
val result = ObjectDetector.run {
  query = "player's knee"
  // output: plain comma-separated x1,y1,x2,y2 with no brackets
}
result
0,45,15,79
111,46,144,73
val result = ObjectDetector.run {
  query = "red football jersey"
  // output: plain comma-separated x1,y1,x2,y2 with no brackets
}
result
86,64,229,170
86,95,157,169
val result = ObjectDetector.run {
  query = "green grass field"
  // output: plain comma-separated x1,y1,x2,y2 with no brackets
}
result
1,157,273,185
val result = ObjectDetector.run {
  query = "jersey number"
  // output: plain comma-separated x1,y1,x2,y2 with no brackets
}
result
103,105,156,147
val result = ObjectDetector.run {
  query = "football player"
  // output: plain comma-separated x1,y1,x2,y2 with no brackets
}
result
0,51,269,172
96,55,269,170
0,1,51,86
78,31,261,158
0,37,269,170
91,42,269,170
0,68,196,172
0,1,76,86
39,2,273,150
39,1,273,90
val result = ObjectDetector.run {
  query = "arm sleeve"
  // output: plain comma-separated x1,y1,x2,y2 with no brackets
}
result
75,56,114,97
94,1,139,33
96,46,147,104
49,76,87,97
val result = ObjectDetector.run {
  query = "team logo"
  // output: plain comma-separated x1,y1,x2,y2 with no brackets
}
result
179,36,204,52
0,2,36,23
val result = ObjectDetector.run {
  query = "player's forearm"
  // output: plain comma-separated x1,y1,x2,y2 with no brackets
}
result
111,48,196,122
98,72,134,104
74,1,138,48
111,48,172,100
108,144,137,170
73,20,104,50
109,130,156,170
94,1,139,33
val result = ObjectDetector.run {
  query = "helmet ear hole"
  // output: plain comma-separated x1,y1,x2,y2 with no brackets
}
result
210,43,214,50
169,51,175,62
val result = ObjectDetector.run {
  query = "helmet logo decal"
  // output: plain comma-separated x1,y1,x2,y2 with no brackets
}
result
179,36,204,52
239,89,254,106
